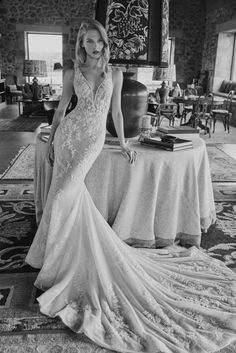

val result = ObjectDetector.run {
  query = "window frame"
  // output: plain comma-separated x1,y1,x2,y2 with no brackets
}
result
24,31,63,86
137,37,175,93
230,33,236,80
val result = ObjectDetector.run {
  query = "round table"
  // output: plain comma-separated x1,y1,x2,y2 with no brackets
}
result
34,134,216,248
173,96,224,108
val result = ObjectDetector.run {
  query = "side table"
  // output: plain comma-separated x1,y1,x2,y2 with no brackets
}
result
18,99,60,118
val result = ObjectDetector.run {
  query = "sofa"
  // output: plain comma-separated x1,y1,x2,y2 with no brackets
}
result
214,80,236,100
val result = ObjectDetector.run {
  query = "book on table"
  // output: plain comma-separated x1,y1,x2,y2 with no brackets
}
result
140,135,193,151
39,124,51,142
104,133,137,148
105,135,120,145
157,126,199,134
40,134,49,143
103,134,122,149
40,124,51,134
156,126,199,141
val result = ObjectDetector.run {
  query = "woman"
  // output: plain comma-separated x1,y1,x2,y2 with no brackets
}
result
26,19,236,353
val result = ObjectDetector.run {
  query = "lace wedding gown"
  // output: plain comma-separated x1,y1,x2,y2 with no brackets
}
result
26,64,236,353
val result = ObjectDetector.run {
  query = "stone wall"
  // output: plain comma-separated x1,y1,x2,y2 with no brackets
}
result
201,0,236,92
0,0,95,81
0,0,207,87
169,0,206,88
0,0,235,91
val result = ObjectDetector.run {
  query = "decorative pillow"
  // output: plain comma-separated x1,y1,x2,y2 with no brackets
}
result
8,84,17,91
33,84,43,100
229,81,236,92
219,80,228,92
22,83,33,99
42,84,53,96
225,81,233,93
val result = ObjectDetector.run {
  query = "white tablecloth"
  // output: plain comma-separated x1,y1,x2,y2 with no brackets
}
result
34,134,216,248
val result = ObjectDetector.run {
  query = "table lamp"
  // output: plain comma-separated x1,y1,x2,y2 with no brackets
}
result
152,64,176,103
53,62,63,71
23,59,47,84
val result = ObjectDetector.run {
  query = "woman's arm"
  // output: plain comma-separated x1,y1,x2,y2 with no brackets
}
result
47,69,74,165
111,68,137,163
48,69,74,144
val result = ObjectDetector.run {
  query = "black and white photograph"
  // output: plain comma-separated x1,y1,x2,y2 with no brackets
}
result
0,0,236,352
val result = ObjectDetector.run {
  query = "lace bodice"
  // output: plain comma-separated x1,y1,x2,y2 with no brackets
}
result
51,64,113,194
72,63,113,136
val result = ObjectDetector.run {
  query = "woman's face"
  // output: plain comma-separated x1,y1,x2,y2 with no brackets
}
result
82,29,104,59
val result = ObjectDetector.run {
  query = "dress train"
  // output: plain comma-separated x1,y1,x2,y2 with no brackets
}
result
31,184,236,353
25,64,236,353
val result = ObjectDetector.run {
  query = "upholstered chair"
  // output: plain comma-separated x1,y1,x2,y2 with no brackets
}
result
5,74,23,103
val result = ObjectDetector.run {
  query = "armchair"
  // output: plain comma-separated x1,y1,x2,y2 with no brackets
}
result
5,74,23,104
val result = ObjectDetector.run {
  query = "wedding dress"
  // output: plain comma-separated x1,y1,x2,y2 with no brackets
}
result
25,63,236,353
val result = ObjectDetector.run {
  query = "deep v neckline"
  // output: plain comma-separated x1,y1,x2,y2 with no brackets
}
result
77,66,106,103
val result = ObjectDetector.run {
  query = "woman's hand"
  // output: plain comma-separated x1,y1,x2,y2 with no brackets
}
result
120,142,137,164
46,140,54,167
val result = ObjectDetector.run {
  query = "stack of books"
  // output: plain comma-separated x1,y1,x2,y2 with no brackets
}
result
105,134,120,144
40,124,51,142
140,135,193,151
40,124,51,134
104,134,121,149
156,125,199,140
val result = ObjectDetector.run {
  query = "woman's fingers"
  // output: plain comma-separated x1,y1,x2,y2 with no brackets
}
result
46,145,54,166
121,149,137,164
128,150,136,163
49,153,54,166
131,150,137,163
47,154,53,167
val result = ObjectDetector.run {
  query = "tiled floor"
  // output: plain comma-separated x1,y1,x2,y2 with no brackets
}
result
0,102,236,176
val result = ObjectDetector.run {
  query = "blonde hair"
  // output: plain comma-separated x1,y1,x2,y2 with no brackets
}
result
75,19,110,74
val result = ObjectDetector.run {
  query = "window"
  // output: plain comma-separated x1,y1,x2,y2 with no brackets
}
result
213,31,236,92
137,38,175,92
230,34,236,80
25,32,63,87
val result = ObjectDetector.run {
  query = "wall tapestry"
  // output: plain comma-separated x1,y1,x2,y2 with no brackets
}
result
96,0,169,67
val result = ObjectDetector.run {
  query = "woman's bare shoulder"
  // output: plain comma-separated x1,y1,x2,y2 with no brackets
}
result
111,67,123,81
63,59,77,81
63,68,74,83
64,58,75,70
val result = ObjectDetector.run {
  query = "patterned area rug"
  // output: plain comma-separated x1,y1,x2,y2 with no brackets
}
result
200,201,236,267
0,198,236,274
0,199,37,273
0,183,34,200
0,330,116,352
0,117,47,132
0,185,236,352
1,143,236,182
213,182,236,201
207,145,236,181
0,144,35,180
0,331,234,353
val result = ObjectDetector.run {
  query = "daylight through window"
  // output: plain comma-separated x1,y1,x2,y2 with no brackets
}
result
26,32,63,87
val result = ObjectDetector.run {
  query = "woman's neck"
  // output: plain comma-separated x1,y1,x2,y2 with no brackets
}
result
83,56,103,70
